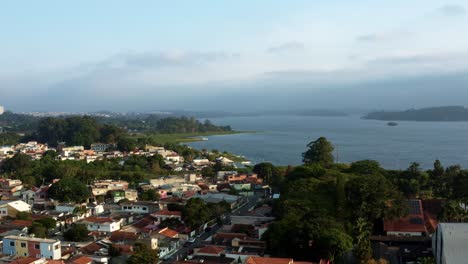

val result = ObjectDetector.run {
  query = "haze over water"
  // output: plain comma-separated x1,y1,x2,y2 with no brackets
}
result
189,115,468,169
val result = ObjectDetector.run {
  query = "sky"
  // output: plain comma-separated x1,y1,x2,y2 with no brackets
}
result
1,0,468,112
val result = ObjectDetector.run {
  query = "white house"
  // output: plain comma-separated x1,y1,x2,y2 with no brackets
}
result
0,200,31,218
80,217,121,233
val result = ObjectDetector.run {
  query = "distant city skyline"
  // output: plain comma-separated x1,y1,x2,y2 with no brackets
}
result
1,1,468,112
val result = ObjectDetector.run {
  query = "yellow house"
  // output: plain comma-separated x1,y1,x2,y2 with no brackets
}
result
0,200,31,218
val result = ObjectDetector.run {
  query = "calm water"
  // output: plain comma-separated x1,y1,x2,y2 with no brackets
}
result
188,115,468,169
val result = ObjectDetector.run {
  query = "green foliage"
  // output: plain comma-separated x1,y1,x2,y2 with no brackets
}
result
16,211,31,220
127,242,158,264
0,132,22,145
253,162,280,184
139,189,160,201
286,164,326,182
29,222,47,238
1,153,32,175
182,198,211,229
346,174,407,222
302,137,334,167
35,217,57,229
48,178,91,203
63,224,89,242
201,167,216,180
158,218,183,229
349,160,382,175
353,218,373,264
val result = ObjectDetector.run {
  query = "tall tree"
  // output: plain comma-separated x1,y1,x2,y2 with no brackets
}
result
302,137,334,167
127,242,158,264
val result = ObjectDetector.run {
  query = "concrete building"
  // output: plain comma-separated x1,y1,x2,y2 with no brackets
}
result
433,223,468,264
0,200,31,218
0,105,4,115
2,236,61,260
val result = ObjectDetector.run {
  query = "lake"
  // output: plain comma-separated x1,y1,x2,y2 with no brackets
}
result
188,115,468,169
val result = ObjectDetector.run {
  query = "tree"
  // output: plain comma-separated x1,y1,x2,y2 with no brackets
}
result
48,178,91,203
64,224,89,242
1,153,32,175
353,218,372,264
430,160,445,197
16,211,31,220
182,198,211,229
35,217,57,229
201,167,216,180
159,218,183,229
349,160,382,175
29,222,47,238
302,137,334,167
253,162,280,184
139,189,160,201
127,242,158,264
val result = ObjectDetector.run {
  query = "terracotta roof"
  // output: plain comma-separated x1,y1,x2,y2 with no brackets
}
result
112,244,133,255
47,260,66,264
153,209,182,216
109,231,139,242
132,216,156,229
383,199,427,233
11,220,33,228
246,257,293,264
196,245,225,255
69,256,93,264
80,242,105,254
158,227,179,238
10,257,40,264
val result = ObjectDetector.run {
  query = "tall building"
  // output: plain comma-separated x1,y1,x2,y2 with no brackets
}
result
0,105,4,115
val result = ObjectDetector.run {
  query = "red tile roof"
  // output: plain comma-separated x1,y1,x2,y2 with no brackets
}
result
11,257,40,264
11,220,33,228
153,209,182,216
246,257,293,264
80,242,105,255
109,231,139,242
69,256,93,264
384,199,427,233
158,227,179,238
196,245,225,255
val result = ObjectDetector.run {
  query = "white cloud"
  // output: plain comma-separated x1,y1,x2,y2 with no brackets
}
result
267,41,305,54
436,4,466,16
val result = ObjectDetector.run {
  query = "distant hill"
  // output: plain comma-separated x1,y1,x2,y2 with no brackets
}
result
363,106,468,121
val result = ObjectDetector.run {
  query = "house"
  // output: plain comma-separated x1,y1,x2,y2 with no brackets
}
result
151,210,182,224
3,236,61,260
158,227,179,238
193,158,211,166
80,217,121,233
0,179,24,198
432,223,468,264
193,245,225,257
383,199,427,236
0,200,31,218
245,257,314,264
120,201,160,214
90,143,115,152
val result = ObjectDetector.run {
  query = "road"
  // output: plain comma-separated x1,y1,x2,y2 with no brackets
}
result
160,195,260,263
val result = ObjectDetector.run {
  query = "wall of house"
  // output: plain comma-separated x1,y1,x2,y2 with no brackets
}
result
3,238,16,255
387,231,423,237
15,240,28,257
40,242,61,260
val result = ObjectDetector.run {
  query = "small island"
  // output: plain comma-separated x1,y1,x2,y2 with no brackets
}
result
387,122,398,126
363,106,468,121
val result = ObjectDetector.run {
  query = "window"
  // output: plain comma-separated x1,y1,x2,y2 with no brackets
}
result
35,244,40,249
55,245,59,250
20,242,26,248
9,241,14,246
24,253,27,256
142,207,147,211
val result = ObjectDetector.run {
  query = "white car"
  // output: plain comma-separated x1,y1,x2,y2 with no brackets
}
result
188,238,196,243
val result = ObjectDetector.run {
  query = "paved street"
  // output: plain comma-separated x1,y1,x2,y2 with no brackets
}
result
160,195,260,263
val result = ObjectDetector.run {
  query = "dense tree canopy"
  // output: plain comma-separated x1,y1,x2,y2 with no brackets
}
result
303,137,334,167
48,178,91,203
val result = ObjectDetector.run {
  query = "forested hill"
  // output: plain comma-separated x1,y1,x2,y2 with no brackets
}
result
363,106,468,121
0,112,231,147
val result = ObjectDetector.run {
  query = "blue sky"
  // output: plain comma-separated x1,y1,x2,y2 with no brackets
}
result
1,1,468,111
